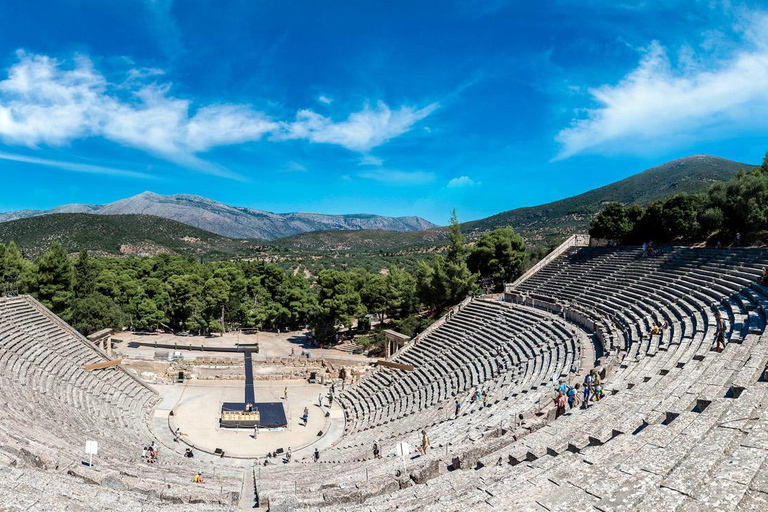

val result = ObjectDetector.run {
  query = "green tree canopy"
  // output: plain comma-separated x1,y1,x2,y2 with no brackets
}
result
74,249,97,299
384,266,417,320
467,226,526,291
589,202,633,242
313,269,367,340
34,242,74,319
71,292,125,335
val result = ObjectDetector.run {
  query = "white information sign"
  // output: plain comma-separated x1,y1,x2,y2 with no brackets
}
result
85,440,98,467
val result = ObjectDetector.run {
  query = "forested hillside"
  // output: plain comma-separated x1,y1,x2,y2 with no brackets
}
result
0,213,263,259
0,219,526,352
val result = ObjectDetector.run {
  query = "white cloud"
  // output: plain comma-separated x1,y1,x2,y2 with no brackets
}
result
447,175,480,188
318,95,333,105
283,161,307,172
358,169,435,185
0,51,437,177
277,101,438,152
555,25,768,159
0,151,155,179
359,154,383,166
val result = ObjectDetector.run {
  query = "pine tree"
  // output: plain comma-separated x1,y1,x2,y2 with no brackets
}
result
35,242,74,318
74,249,96,299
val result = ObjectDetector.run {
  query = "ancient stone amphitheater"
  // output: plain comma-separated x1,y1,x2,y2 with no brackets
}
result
2,241,768,511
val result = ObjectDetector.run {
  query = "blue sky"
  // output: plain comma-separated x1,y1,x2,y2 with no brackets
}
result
1,1,768,225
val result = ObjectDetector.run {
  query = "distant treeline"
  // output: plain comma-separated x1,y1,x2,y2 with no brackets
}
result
590,153,768,245
0,213,529,348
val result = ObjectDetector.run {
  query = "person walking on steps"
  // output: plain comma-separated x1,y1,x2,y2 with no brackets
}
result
715,310,726,352
555,390,566,419
418,429,429,455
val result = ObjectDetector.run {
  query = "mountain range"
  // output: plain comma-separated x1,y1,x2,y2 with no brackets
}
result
0,192,436,239
0,154,756,259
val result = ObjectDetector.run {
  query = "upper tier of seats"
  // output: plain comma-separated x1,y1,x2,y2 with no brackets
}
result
257,246,768,511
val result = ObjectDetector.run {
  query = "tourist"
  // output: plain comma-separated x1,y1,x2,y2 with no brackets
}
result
264,453,272,466
373,442,381,459
284,387,288,400
141,446,148,461
582,372,592,409
418,429,430,455
184,448,194,458
173,428,181,442
557,380,568,394
290,347,295,357
318,393,323,408
193,471,204,483
253,424,259,439
554,390,566,419
454,399,461,418
328,393,334,406
760,267,768,286
651,323,660,336
736,232,741,246
715,310,726,352
314,448,320,462
593,384,604,402
567,383,579,409
482,392,488,408
286,447,292,463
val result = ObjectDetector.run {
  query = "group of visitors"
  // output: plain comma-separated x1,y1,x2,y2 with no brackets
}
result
192,471,205,483
141,442,159,463
641,241,660,257
469,388,489,407
553,369,604,418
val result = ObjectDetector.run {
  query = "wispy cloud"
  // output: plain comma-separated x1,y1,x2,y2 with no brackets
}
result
359,154,383,166
318,95,333,105
555,10,768,159
276,101,438,152
447,175,480,188
0,51,438,177
0,151,155,179
282,161,307,172
358,169,435,185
